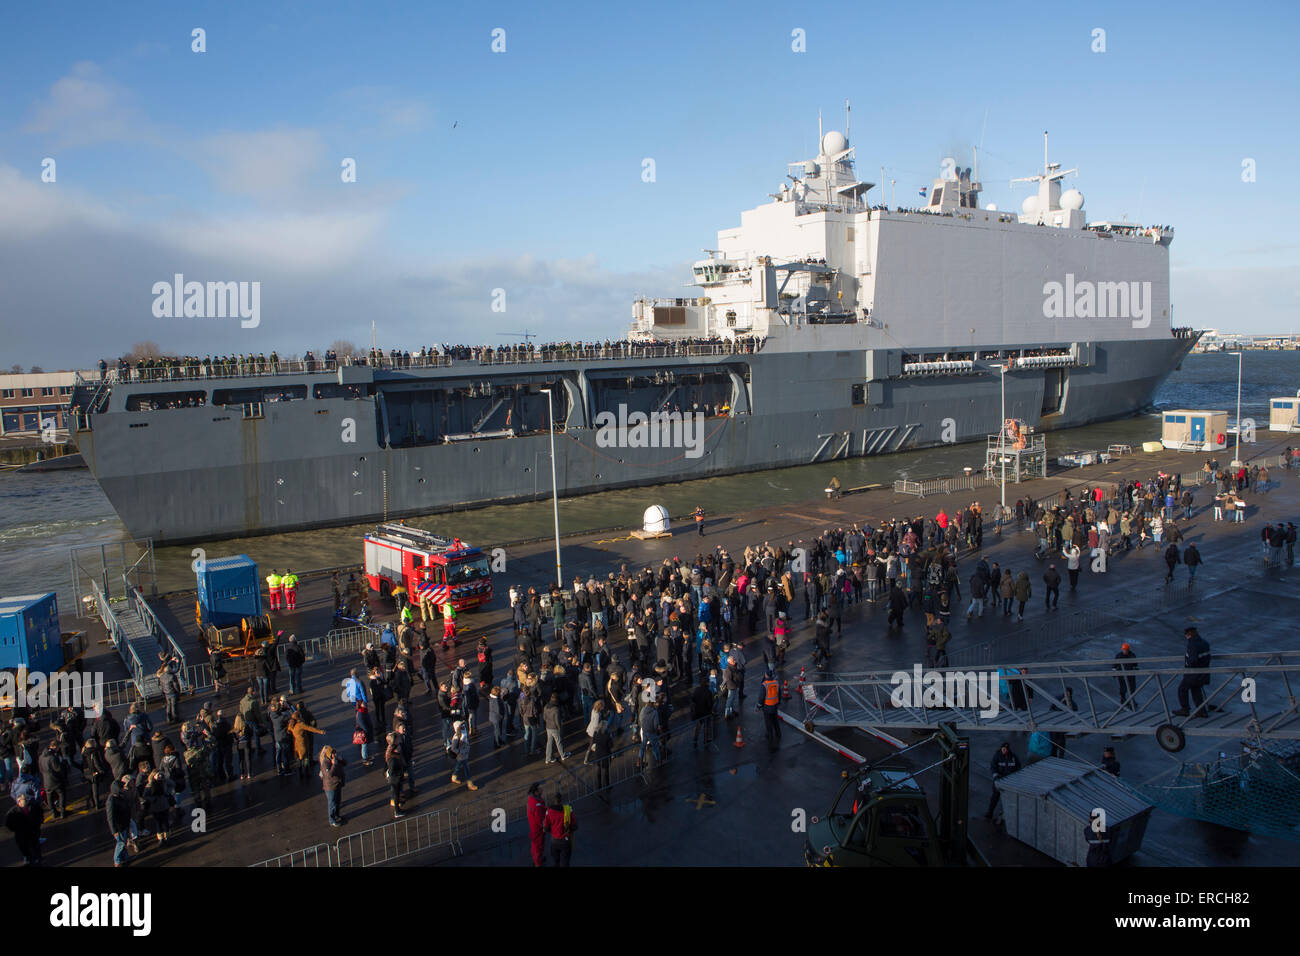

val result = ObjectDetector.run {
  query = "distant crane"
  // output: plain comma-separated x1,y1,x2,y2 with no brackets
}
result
498,330,539,344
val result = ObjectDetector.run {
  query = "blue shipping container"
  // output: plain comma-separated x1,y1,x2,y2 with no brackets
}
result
0,592,63,674
196,555,262,628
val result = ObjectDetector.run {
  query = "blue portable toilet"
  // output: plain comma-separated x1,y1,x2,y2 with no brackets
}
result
196,555,263,629
0,593,63,674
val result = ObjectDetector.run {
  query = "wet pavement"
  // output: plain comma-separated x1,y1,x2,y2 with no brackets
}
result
10,437,1300,867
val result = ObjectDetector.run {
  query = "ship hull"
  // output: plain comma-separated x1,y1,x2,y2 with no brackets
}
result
74,335,1194,545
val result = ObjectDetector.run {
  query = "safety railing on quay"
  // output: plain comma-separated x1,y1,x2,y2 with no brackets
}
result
97,675,147,710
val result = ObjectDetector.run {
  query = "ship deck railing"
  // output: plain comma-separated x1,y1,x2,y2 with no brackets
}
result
82,341,766,386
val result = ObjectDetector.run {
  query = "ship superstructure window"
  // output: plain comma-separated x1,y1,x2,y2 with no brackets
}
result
851,384,865,406
314,383,371,400
262,385,307,403
653,306,687,326
125,391,206,411
213,385,306,405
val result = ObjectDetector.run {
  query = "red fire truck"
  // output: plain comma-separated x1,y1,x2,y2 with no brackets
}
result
363,523,495,611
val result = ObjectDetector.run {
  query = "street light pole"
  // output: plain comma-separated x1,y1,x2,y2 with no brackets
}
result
539,387,562,586
1229,352,1242,465
997,364,1007,512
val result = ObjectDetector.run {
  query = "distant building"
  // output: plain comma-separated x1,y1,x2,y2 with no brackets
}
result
0,371,91,437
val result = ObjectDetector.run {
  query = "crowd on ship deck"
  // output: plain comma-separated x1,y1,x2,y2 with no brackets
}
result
97,336,763,385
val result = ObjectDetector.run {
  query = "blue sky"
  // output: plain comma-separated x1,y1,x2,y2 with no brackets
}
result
1,0,1297,367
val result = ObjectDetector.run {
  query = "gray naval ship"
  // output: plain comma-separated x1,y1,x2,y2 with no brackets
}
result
71,126,1197,544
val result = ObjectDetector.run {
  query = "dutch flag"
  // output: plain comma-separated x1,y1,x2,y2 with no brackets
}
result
918,186,928,197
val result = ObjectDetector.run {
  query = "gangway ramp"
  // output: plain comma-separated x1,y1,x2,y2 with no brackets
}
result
71,539,189,700
796,652,1300,753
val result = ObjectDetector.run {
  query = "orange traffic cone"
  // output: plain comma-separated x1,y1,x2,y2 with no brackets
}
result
782,680,791,701
734,726,745,748
796,667,806,694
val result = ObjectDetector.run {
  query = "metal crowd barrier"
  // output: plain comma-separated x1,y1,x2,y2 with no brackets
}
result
250,843,336,868
333,808,453,866
893,475,994,498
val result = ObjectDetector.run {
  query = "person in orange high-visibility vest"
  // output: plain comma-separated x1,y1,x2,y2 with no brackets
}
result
694,507,705,536
266,570,283,611
441,601,458,649
759,672,781,748
282,569,299,610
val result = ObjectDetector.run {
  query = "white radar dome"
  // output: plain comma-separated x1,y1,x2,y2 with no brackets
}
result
985,203,998,211
821,130,847,155
1061,188,1085,210
1021,196,1039,215
642,505,670,534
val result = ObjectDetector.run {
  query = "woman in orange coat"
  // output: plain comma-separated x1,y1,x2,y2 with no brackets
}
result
288,712,325,781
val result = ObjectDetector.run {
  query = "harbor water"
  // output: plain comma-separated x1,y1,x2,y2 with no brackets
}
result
3,351,1297,613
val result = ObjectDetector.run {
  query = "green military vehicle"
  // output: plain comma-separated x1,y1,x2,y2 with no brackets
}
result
804,723,988,867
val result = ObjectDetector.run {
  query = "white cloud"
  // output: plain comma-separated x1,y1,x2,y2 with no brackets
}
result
192,128,328,198
0,165,124,235
336,86,434,136
157,208,388,272
23,61,145,148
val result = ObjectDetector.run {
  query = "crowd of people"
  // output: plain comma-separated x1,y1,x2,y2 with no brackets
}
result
4,452,1293,866
98,336,763,385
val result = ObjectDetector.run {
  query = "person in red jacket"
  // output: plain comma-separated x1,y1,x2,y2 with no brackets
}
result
526,781,546,867
543,790,578,867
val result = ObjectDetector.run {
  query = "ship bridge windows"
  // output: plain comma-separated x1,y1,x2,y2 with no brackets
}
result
692,262,738,284
124,390,206,411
